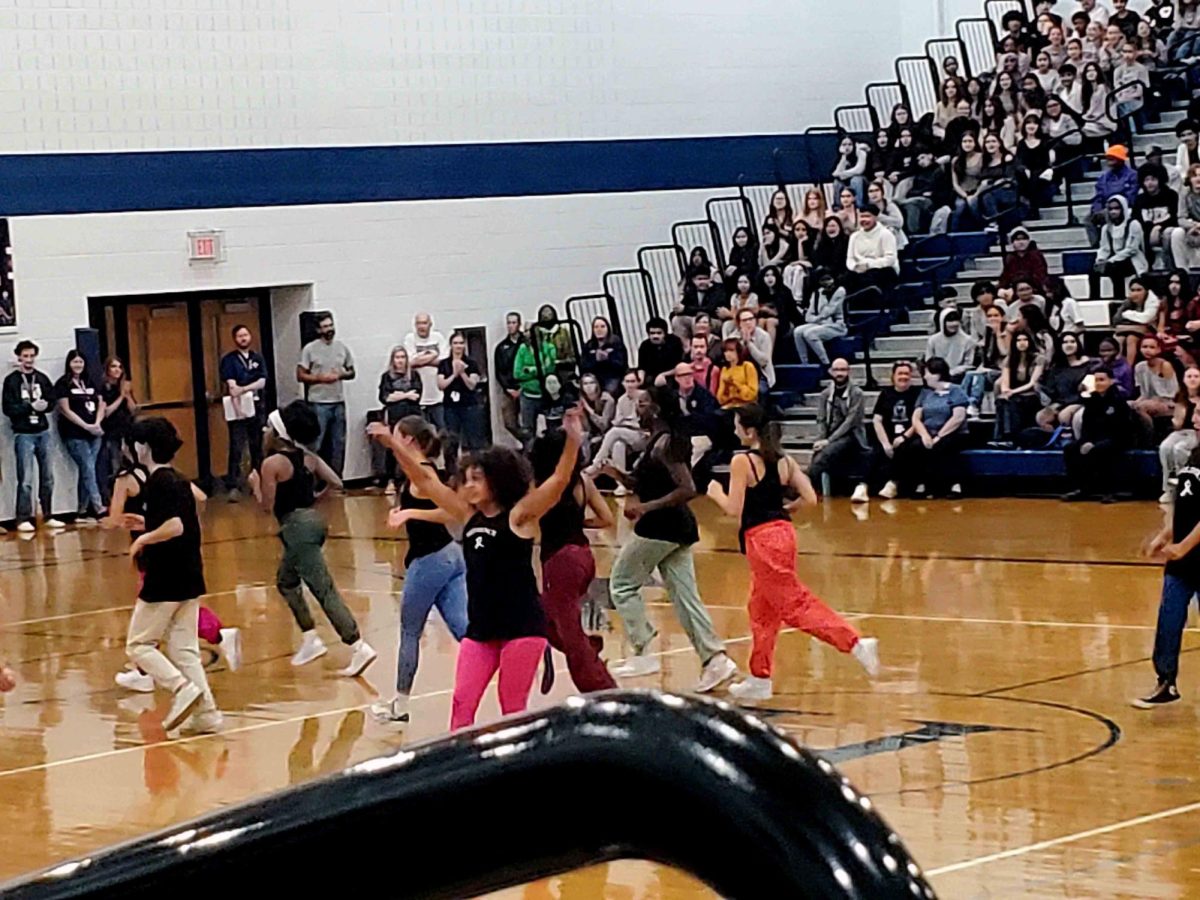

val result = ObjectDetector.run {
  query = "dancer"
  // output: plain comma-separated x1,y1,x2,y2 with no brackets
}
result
600,386,737,691
707,404,879,702
370,408,584,730
106,436,241,692
249,401,377,677
531,429,617,693
1138,407,1200,707
124,418,220,734
370,416,468,725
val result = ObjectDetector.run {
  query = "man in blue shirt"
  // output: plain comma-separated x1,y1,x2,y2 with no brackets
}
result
219,324,269,500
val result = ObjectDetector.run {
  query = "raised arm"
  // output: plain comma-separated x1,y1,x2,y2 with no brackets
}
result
368,422,472,523
511,409,584,529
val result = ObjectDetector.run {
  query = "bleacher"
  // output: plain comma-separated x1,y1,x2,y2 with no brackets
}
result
558,0,1182,498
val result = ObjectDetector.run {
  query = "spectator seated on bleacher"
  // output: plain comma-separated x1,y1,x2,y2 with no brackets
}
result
872,361,919,500
734,308,775,397
1159,365,1200,503
997,228,1049,302
637,317,685,387
845,204,899,299
1063,365,1135,503
668,335,721,396
965,280,1009,340
721,226,759,295
781,223,812,299
722,274,759,339
691,313,725,367
792,269,847,367
1086,146,1139,249
716,339,759,411
1037,332,1096,437
585,369,645,491
1132,334,1179,434
950,132,986,231
925,309,976,384
1006,277,1048,323
964,304,1010,418
757,265,798,347
808,358,870,504
836,188,860,234
1093,197,1147,302
1046,277,1084,335
673,271,728,342
1158,268,1200,367
1171,165,1200,270
810,217,850,282
867,181,909,252
579,372,615,461
662,362,722,470
895,146,951,236
1132,166,1178,268
994,328,1046,442
1012,297,1058,361
1113,277,1161,364
1167,119,1199,191
1112,40,1151,130
891,356,970,499
832,135,871,207
581,315,628,397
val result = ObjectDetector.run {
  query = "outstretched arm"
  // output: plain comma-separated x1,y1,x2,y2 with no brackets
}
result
369,422,472,523
512,408,584,529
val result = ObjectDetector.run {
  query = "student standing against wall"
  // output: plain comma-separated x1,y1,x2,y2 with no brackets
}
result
296,314,355,477
219,324,268,501
2,340,62,533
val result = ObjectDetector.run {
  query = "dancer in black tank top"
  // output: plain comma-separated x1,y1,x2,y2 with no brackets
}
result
708,405,879,702
250,401,376,678
370,416,468,726
601,386,737,692
531,430,616,693
370,407,584,730
104,436,241,694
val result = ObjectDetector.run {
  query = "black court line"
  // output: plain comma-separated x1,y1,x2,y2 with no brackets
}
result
974,646,1200,697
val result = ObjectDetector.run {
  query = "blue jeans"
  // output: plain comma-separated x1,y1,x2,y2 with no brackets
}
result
962,370,999,407
1153,573,1200,684
397,542,468,695
64,436,103,514
312,402,346,477
14,431,54,522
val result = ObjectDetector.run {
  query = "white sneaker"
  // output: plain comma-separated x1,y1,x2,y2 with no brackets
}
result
15,521,34,534
728,676,773,702
950,483,963,497
291,632,328,667
220,628,242,672
45,519,66,530
180,710,224,735
384,481,397,496
1160,490,1174,505
914,484,926,496
611,654,661,678
967,404,981,419
852,637,880,678
694,653,738,693
115,669,155,693
850,483,870,503
163,681,203,731
370,695,410,724
878,481,898,500
338,639,378,677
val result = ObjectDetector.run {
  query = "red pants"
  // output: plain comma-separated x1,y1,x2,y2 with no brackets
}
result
540,544,616,694
745,520,859,679
450,636,548,730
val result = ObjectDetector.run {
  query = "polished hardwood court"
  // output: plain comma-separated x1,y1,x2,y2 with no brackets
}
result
0,491,1196,898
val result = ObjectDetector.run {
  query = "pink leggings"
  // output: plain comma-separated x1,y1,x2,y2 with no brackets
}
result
450,636,548,730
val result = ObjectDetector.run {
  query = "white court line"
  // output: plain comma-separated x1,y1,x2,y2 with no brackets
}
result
850,611,1184,633
927,801,1200,876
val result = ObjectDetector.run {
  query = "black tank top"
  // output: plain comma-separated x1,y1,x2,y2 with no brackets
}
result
632,431,699,545
539,478,588,563
737,450,790,553
401,462,453,567
123,465,149,570
462,509,546,641
272,449,315,521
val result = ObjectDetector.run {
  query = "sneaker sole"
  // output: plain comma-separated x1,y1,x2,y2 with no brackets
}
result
1131,697,1181,709
694,662,738,694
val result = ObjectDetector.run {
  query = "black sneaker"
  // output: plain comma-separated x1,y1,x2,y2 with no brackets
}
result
1132,680,1181,708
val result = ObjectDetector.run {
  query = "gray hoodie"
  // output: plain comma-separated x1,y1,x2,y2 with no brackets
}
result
1096,195,1148,274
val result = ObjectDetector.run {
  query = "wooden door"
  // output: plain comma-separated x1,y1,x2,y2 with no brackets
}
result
125,303,199,478
199,297,262,481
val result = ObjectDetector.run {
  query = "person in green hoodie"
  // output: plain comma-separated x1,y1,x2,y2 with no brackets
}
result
513,326,557,446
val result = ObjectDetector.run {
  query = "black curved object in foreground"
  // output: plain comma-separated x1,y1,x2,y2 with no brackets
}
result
5,692,936,899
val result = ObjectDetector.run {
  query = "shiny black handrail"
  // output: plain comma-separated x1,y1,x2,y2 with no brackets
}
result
4,692,936,900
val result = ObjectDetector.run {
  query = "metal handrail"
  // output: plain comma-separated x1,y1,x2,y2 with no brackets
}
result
844,285,887,389
1104,78,1152,138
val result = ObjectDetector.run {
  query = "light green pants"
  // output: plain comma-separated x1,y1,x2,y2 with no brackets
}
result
608,535,724,664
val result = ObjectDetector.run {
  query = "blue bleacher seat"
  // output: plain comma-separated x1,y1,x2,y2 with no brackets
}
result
773,364,824,394
949,232,991,257
961,449,1160,488
1062,250,1098,276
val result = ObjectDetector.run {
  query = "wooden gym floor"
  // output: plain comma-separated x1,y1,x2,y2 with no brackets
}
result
0,492,1196,898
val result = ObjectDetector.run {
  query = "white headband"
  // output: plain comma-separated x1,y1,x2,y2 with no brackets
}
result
268,409,290,443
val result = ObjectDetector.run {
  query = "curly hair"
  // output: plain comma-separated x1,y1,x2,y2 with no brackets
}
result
462,446,531,509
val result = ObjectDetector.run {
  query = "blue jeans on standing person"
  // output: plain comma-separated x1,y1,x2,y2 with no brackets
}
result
519,393,543,448
14,431,53,523
396,542,469,695
312,402,346,477
1152,573,1200,684
64,436,103,515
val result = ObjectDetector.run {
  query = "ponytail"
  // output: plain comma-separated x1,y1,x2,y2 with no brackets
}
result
734,404,782,466
396,414,442,460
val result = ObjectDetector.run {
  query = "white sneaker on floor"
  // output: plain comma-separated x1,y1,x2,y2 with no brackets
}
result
728,676,773,703
45,519,66,530
115,669,155,693
180,710,224,735
370,695,411,724
611,654,661,678
163,682,203,731
850,483,870,503
852,637,880,678
338,639,378,677
220,628,242,672
291,632,328,667
1160,490,1174,505
914,484,926,496
967,404,981,419
950,483,963,497
694,653,738,693
15,521,34,534
878,481,898,500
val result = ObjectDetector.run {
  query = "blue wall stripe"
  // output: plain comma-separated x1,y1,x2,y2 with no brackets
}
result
0,133,839,216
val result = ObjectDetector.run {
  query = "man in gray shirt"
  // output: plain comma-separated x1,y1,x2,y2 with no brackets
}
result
297,313,356,476
808,358,870,503
924,310,976,382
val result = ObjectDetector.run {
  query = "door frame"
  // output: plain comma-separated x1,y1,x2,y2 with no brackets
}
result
87,287,277,489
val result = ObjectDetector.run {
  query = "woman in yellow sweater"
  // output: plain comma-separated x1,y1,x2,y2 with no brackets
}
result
716,338,759,409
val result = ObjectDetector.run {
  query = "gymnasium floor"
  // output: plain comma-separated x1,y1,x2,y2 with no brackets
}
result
0,492,1196,898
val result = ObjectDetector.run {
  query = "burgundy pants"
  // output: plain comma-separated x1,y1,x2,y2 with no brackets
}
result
541,543,616,693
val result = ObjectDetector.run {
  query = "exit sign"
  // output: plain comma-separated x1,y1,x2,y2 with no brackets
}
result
188,229,225,264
